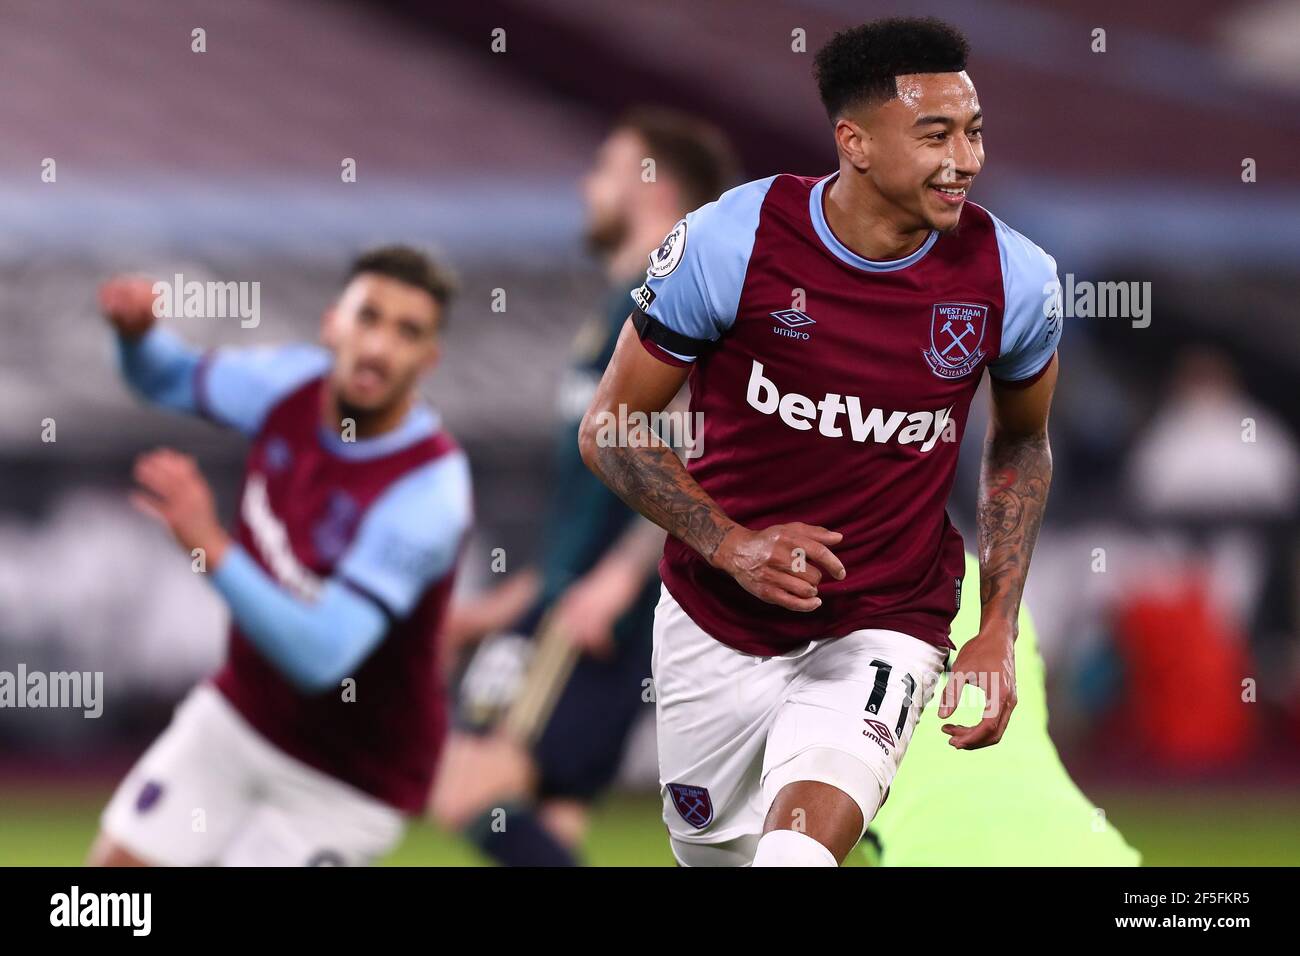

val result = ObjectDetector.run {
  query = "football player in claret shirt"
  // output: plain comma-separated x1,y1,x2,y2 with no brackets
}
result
88,247,472,867
580,17,1064,866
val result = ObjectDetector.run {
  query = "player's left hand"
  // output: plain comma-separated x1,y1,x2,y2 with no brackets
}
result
131,448,230,565
551,559,641,657
937,624,1017,750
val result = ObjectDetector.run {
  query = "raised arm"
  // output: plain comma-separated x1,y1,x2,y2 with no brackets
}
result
102,276,202,414
101,274,329,435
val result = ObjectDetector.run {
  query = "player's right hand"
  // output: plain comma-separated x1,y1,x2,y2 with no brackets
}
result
99,275,160,339
711,522,846,613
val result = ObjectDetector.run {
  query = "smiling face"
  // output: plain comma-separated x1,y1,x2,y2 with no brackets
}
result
323,272,441,415
848,71,984,233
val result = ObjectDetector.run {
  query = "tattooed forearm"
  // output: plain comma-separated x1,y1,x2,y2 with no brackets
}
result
977,425,1052,630
589,436,736,564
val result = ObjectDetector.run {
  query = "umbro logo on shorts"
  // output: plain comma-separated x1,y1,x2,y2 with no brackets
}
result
667,782,714,829
862,718,895,753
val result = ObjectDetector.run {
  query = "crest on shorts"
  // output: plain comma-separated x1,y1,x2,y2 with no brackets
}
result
923,302,987,379
135,780,164,813
667,782,714,829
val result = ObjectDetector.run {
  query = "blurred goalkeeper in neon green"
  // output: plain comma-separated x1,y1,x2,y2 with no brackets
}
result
864,553,1140,866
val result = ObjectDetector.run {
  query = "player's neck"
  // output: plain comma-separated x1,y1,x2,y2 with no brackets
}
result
321,387,415,440
607,215,684,284
824,169,930,262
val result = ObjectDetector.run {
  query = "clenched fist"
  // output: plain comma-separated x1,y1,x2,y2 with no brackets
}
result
99,275,161,340
710,522,846,613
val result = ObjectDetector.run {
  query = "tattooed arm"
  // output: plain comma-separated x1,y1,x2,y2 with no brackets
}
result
938,354,1058,750
579,320,845,613
979,357,1058,629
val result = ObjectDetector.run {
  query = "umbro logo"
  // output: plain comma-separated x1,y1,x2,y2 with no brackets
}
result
772,309,815,328
862,718,895,753
771,309,815,340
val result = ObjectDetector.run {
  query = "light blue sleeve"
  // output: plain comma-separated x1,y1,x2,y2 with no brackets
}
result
209,452,471,693
212,546,389,694
117,327,202,413
988,215,1063,383
198,343,332,435
630,176,775,362
335,451,473,619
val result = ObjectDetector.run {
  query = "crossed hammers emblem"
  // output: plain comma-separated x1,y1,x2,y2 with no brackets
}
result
938,318,976,360
680,794,707,822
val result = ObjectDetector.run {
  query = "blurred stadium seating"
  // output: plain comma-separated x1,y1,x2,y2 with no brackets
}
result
1,0,1297,864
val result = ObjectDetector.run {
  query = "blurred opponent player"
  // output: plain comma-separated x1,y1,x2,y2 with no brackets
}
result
429,110,738,865
863,552,1140,866
88,247,472,866
580,18,1065,866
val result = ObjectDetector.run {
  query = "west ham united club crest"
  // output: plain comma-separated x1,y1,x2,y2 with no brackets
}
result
923,302,988,379
667,782,713,829
312,490,361,562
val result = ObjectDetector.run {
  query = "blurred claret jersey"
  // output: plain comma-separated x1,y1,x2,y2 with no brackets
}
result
121,329,473,813
865,552,1141,866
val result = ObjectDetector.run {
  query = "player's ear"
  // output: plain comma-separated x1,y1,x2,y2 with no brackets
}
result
834,117,871,173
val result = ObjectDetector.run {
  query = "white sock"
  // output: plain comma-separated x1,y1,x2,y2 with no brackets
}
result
751,829,837,867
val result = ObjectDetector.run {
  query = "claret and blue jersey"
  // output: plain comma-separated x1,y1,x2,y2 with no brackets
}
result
631,172,1062,655
118,328,473,812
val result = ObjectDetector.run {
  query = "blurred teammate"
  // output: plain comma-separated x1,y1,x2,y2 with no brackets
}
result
429,110,738,865
580,18,1064,866
88,247,472,866
864,553,1141,865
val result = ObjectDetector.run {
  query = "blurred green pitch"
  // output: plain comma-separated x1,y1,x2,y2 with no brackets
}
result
1,788,1297,866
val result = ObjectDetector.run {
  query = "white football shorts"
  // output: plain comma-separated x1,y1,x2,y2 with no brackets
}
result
652,585,947,863
102,683,404,866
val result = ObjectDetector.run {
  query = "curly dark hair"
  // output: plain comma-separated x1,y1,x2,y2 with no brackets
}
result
346,245,458,313
814,17,969,119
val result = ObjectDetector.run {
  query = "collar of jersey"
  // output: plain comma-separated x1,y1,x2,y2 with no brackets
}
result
317,403,440,460
809,173,939,273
